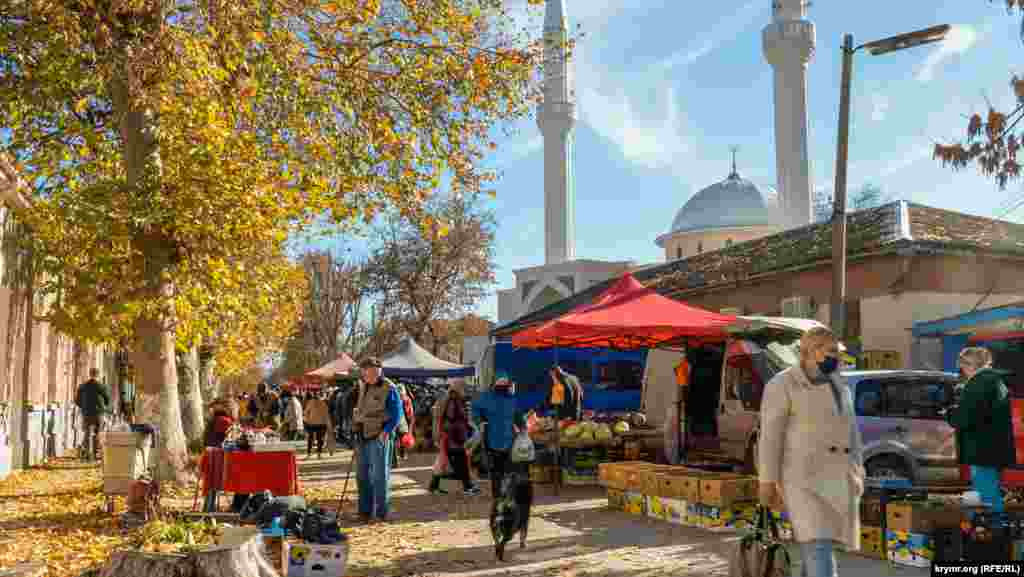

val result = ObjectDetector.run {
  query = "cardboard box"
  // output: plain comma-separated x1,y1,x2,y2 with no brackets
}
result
658,472,691,499
859,497,883,526
886,530,933,569
685,503,706,528
530,464,557,484
886,501,961,533
702,502,757,532
699,476,756,508
645,495,686,525
640,469,664,496
284,541,348,577
562,467,598,486
606,488,625,510
600,461,654,490
681,475,703,502
857,525,886,560
623,491,646,515
1013,540,1024,562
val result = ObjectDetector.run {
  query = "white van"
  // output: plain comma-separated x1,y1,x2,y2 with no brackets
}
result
642,316,836,471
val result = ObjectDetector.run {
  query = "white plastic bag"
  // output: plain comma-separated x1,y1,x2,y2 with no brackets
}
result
510,431,535,463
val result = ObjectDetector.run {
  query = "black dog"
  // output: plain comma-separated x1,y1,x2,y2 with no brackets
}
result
489,470,533,561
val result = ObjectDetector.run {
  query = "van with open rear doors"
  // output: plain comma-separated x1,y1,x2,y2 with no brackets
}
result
643,316,960,483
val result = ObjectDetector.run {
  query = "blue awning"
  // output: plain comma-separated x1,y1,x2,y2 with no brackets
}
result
912,303,1024,338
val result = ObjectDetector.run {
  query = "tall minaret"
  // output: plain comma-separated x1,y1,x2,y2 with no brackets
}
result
763,0,815,229
538,0,576,265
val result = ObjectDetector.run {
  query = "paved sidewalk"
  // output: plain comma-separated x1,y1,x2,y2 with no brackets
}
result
296,452,930,577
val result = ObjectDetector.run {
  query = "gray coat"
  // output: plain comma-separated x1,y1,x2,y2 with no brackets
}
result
758,366,865,550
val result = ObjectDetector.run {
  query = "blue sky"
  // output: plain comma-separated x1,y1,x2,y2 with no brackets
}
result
300,1,1024,322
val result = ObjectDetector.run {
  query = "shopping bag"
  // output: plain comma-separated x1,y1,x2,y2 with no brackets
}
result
729,506,791,577
401,432,416,449
510,431,535,463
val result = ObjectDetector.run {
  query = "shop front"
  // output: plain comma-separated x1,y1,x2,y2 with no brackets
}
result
912,302,1024,395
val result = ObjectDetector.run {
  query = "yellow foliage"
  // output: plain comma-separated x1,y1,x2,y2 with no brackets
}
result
0,0,544,352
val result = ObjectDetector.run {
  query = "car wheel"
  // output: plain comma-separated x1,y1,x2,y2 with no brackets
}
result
865,455,912,482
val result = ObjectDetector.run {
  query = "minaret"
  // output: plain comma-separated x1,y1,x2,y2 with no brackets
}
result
538,0,576,265
763,0,815,229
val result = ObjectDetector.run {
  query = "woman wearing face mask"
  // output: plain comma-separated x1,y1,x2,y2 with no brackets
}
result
947,347,1013,514
758,327,865,577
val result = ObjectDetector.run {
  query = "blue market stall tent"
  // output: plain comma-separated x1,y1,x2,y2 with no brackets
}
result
380,337,475,379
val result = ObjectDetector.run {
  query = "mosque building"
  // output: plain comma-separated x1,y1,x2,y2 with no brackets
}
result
494,0,1024,371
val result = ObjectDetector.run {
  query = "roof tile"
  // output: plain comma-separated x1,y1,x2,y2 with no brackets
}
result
493,202,1024,336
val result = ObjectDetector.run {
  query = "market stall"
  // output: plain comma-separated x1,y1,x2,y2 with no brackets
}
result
510,273,737,492
305,354,357,381
380,337,474,379
196,427,302,512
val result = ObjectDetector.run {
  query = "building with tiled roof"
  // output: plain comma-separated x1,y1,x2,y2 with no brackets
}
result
494,201,1024,368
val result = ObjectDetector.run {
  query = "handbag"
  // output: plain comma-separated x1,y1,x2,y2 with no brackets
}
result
510,431,535,463
728,506,791,577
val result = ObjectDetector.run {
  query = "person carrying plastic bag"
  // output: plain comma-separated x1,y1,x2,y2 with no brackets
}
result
472,372,527,496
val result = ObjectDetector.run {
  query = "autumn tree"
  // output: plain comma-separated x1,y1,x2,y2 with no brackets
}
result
1,0,544,482
934,1,1024,189
812,184,890,223
296,249,371,366
422,313,494,361
366,191,497,354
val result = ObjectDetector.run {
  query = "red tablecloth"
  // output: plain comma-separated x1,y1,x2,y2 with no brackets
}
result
200,449,300,497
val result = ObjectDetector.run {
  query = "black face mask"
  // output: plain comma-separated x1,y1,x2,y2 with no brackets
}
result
818,356,839,375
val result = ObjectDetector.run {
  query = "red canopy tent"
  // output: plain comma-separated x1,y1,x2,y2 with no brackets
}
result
305,353,356,379
510,273,736,350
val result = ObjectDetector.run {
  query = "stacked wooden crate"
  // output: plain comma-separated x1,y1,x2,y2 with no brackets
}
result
598,462,790,537
884,500,961,569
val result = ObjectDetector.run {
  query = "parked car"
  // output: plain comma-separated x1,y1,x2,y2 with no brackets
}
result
847,370,960,484
726,368,960,484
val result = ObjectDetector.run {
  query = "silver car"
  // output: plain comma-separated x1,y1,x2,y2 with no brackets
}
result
847,370,960,484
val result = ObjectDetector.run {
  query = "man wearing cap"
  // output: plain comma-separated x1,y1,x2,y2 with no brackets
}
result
472,372,527,496
353,356,402,523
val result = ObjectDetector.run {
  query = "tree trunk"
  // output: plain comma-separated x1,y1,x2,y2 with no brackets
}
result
177,346,204,445
112,63,190,484
198,342,218,403
92,531,278,577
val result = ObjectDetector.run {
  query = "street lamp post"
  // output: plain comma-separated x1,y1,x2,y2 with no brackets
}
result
830,24,951,339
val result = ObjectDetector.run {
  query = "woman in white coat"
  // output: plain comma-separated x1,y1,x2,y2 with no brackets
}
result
758,326,865,577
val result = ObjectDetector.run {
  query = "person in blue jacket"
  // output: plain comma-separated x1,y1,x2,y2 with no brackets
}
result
472,372,527,496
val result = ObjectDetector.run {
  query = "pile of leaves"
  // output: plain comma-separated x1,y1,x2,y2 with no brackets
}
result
0,458,224,577
132,519,220,554
0,460,131,576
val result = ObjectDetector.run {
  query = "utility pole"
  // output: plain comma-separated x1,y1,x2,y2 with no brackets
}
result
830,34,853,339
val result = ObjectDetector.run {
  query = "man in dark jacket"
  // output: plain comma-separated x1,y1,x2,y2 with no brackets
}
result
947,346,1014,513
75,368,111,461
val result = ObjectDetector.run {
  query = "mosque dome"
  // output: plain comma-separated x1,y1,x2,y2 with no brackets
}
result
656,163,780,248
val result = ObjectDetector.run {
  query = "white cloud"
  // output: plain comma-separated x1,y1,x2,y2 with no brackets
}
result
578,82,689,169
656,0,767,71
880,145,932,177
870,93,890,122
915,25,978,83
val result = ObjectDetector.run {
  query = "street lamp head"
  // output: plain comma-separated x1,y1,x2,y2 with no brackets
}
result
861,24,951,55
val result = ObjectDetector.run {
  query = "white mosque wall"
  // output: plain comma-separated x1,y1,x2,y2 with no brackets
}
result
661,225,781,262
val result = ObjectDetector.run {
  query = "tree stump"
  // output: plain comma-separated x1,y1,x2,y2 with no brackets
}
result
92,531,277,577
